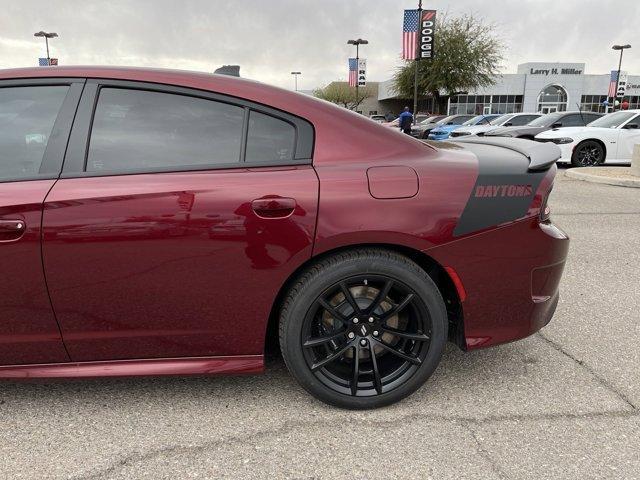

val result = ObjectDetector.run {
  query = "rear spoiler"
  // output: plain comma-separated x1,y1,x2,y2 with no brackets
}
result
451,137,561,171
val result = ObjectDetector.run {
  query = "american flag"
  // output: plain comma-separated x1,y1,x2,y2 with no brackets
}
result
348,58,357,87
403,9,419,60
38,58,58,66
608,71,618,97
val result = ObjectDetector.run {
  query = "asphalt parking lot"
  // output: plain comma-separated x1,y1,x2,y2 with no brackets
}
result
1,170,639,480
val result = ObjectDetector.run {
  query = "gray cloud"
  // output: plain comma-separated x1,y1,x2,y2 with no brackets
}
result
1,0,637,90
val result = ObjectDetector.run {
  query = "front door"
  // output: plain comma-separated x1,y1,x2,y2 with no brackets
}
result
0,81,83,365
616,114,640,160
42,83,318,361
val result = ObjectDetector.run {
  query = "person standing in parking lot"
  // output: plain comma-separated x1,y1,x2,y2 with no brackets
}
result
399,106,413,134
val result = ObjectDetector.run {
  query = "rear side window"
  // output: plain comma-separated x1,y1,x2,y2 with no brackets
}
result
511,115,539,126
586,113,602,124
245,111,296,163
87,88,244,172
0,86,68,181
561,114,585,127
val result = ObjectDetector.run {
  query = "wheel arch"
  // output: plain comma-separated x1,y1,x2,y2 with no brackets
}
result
264,243,466,357
575,138,607,159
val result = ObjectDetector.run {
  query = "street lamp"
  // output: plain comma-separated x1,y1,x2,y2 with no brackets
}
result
291,71,301,91
347,38,368,111
611,44,631,112
34,31,58,65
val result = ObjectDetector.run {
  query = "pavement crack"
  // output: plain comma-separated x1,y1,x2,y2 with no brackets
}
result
537,331,638,411
68,408,640,480
463,421,511,480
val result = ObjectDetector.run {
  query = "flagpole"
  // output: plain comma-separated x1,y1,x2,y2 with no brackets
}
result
413,0,422,122
355,43,359,110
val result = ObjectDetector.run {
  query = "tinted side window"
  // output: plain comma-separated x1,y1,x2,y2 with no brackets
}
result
511,115,538,126
586,114,602,124
453,116,472,125
87,88,244,172
0,86,68,181
245,111,296,163
560,114,583,127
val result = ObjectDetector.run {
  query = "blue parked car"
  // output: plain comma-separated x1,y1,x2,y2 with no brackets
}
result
428,114,502,140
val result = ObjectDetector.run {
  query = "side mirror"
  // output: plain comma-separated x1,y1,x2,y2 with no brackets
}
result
551,122,562,128
504,122,513,127
624,123,639,130
447,122,454,125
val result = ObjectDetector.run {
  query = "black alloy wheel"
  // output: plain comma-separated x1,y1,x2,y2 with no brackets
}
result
279,249,447,409
571,140,605,167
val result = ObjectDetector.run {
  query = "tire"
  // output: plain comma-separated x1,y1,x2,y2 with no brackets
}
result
279,248,447,409
571,140,605,167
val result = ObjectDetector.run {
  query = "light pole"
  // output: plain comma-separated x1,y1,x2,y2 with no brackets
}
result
34,31,58,65
291,71,301,91
612,44,631,112
347,38,368,111
413,0,423,121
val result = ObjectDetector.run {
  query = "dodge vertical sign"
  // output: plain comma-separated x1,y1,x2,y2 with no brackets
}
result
419,10,436,60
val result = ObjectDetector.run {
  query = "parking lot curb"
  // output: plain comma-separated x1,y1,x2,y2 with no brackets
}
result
564,167,640,188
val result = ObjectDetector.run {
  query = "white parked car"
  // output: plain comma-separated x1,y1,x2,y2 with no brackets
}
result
535,110,640,167
449,113,542,138
369,114,387,123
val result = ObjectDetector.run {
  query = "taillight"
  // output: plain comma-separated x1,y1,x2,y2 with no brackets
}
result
540,187,552,222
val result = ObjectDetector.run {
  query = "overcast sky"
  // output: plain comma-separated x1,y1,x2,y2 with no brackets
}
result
1,0,638,90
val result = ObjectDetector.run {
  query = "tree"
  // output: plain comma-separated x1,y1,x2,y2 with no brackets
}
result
313,82,375,111
392,14,504,113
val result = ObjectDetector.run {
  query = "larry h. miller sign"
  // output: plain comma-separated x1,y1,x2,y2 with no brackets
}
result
418,10,436,60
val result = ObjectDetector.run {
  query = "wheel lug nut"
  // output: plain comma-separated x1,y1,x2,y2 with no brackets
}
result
360,339,367,346
368,317,374,323
348,332,355,339
373,330,379,336
352,318,359,324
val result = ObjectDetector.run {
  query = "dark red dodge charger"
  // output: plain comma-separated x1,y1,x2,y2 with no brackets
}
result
0,67,568,408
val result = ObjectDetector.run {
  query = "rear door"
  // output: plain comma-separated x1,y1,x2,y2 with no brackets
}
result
0,79,83,364
42,80,318,361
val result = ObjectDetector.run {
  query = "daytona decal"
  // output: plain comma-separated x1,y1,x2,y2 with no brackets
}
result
452,143,548,237
474,184,533,198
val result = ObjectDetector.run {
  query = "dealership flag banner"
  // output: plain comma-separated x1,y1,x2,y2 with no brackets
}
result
418,10,436,60
617,71,628,98
357,59,366,86
348,58,357,86
402,9,419,59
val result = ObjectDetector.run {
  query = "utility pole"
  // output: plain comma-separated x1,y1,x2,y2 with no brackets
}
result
611,44,631,112
413,0,422,121
347,38,368,111
34,31,58,65
291,71,301,91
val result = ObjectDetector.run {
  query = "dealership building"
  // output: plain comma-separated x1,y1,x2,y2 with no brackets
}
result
372,62,640,116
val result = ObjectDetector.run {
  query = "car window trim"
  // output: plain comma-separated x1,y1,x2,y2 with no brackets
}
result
61,78,313,178
0,78,85,184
